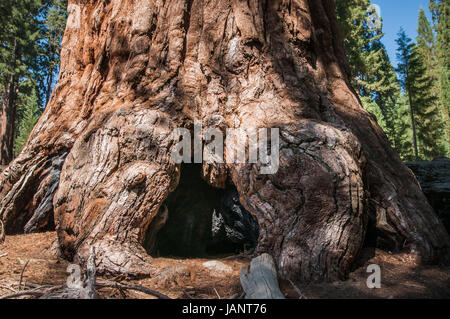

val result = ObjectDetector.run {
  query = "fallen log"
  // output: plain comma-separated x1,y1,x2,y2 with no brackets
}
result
95,280,171,299
406,157,450,232
240,254,285,299
0,285,65,299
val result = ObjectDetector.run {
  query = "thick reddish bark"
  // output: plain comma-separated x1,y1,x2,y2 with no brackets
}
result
0,80,17,166
0,0,448,282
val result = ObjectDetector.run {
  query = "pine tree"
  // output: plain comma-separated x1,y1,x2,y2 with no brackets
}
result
429,0,450,156
417,8,436,69
38,0,67,107
362,44,410,157
396,28,444,160
392,95,414,160
0,1,67,162
336,1,411,158
370,44,406,152
335,0,384,97
0,0,43,165
417,7,448,155
14,90,41,156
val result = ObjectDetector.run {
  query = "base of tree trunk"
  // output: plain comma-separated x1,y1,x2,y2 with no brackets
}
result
0,0,448,283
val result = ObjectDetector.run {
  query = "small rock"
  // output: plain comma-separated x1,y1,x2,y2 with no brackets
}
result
202,260,233,273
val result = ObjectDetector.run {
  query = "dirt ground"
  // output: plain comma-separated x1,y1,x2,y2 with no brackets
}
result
0,232,449,299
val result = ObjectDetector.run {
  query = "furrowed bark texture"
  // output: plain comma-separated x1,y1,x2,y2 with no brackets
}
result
0,0,448,281
0,81,17,166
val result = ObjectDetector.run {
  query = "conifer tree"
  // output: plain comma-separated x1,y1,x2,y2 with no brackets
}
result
38,0,67,107
417,8,436,69
429,0,450,155
336,1,412,158
0,0,43,165
392,95,414,160
14,90,41,156
0,0,67,162
417,7,448,155
396,28,444,160
335,0,384,97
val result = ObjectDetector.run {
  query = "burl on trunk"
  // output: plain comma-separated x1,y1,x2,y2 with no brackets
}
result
0,0,448,282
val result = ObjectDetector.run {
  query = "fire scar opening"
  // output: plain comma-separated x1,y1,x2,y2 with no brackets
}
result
144,163,259,258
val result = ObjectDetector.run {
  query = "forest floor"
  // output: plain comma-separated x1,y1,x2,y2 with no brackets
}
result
0,231,449,299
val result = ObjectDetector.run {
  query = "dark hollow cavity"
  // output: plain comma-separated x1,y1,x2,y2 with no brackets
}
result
144,163,259,258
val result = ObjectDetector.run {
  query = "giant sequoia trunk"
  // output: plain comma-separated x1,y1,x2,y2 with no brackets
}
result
0,0,449,282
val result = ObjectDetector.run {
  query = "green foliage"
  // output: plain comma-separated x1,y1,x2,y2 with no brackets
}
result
417,7,449,156
14,90,41,156
396,29,444,160
0,0,67,158
391,95,414,160
417,8,435,65
38,0,68,107
0,0,42,91
335,0,411,158
335,0,384,97
336,1,449,161
429,0,450,155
